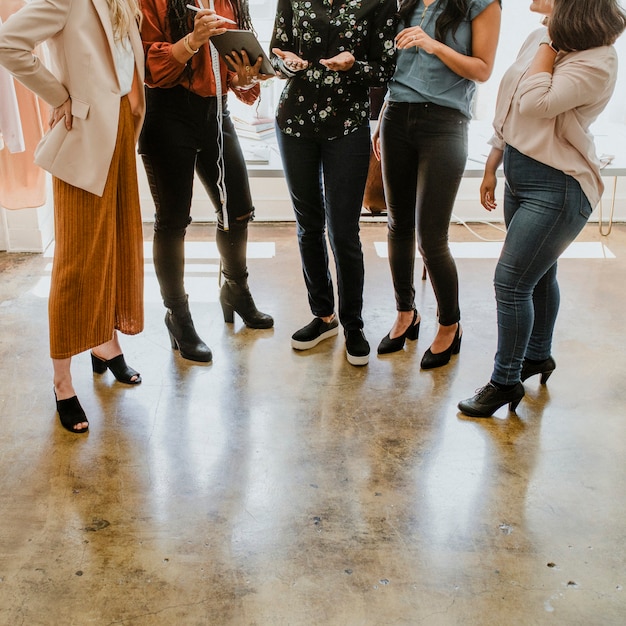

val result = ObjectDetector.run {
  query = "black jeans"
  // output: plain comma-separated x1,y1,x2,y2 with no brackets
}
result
380,101,468,325
276,125,370,330
138,86,254,308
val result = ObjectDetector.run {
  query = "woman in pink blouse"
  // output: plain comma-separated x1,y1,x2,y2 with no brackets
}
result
458,0,626,417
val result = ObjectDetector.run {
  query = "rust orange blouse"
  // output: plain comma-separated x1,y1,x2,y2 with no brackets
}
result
141,0,259,103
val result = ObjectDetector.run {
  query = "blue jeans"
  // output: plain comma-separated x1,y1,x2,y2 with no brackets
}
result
492,146,593,385
276,125,370,330
380,102,467,324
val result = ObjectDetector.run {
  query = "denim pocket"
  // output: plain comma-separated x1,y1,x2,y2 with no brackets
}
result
579,195,593,219
567,174,593,219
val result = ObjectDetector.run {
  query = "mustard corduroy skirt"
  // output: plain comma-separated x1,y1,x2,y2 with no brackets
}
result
49,96,144,359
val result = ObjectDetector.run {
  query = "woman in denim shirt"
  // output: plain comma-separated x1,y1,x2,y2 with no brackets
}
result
374,0,501,368
271,0,397,366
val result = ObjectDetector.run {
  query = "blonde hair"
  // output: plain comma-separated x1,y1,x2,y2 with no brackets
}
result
107,0,142,40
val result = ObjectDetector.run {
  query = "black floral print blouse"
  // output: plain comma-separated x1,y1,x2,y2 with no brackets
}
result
270,0,398,140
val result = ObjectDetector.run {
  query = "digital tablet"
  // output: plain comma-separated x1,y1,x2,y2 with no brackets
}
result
211,30,276,76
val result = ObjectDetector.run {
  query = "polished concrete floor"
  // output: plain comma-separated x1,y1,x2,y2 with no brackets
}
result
1,221,625,625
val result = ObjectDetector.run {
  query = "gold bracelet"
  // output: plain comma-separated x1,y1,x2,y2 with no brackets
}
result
183,34,199,55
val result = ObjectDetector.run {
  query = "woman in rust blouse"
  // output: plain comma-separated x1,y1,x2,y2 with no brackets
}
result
140,0,273,363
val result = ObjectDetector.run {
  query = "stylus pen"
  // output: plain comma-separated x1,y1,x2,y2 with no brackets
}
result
185,3,237,24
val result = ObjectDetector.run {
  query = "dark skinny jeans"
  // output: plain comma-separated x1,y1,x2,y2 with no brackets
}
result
276,124,371,330
380,101,468,326
138,86,254,310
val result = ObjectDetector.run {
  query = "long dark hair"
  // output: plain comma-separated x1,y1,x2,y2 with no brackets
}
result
166,0,255,44
398,0,503,43
398,0,468,42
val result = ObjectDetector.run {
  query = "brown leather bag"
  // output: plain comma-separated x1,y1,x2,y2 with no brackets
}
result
362,151,386,214
362,86,387,215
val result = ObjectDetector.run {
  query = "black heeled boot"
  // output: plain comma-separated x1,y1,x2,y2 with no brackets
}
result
216,220,273,329
165,296,212,362
220,280,274,328
521,356,556,384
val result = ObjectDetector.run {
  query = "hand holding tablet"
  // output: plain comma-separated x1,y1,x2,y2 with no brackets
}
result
210,30,276,76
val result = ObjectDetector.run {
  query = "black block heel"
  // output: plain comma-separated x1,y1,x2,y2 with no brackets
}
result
91,352,141,385
220,299,235,324
167,329,177,350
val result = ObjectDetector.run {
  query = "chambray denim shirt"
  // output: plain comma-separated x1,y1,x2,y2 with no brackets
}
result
388,0,493,118
271,0,398,140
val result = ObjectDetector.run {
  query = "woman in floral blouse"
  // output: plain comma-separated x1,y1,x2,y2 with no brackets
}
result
270,0,397,367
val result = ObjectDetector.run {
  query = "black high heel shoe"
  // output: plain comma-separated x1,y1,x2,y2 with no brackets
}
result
220,281,274,329
420,324,462,369
54,390,89,433
377,309,420,354
458,382,525,418
91,352,141,384
165,308,213,363
521,356,556,384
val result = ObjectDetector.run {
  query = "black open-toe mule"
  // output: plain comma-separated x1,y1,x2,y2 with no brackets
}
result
55,392,89,434
91,352,141,384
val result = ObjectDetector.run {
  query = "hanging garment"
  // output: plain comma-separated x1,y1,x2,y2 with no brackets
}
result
0,75,48,209
0,18,25,153
0,4,48,209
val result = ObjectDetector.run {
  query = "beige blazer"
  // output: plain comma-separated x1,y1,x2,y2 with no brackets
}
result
0,0,145,196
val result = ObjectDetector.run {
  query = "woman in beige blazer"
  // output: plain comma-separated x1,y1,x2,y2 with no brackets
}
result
0,0,146,433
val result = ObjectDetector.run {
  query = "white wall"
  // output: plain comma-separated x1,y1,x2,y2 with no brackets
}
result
478,3,626,124
460,3,626,223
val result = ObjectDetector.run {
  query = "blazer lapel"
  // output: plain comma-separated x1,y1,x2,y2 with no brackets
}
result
91,0,120,88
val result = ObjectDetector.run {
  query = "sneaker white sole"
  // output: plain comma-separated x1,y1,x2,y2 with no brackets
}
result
291,326,339,350
346,351,369,366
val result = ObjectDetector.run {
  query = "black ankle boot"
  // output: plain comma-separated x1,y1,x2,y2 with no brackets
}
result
458,381,525,418
521,356,556,384
219,281,274,329
165,298,212,362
